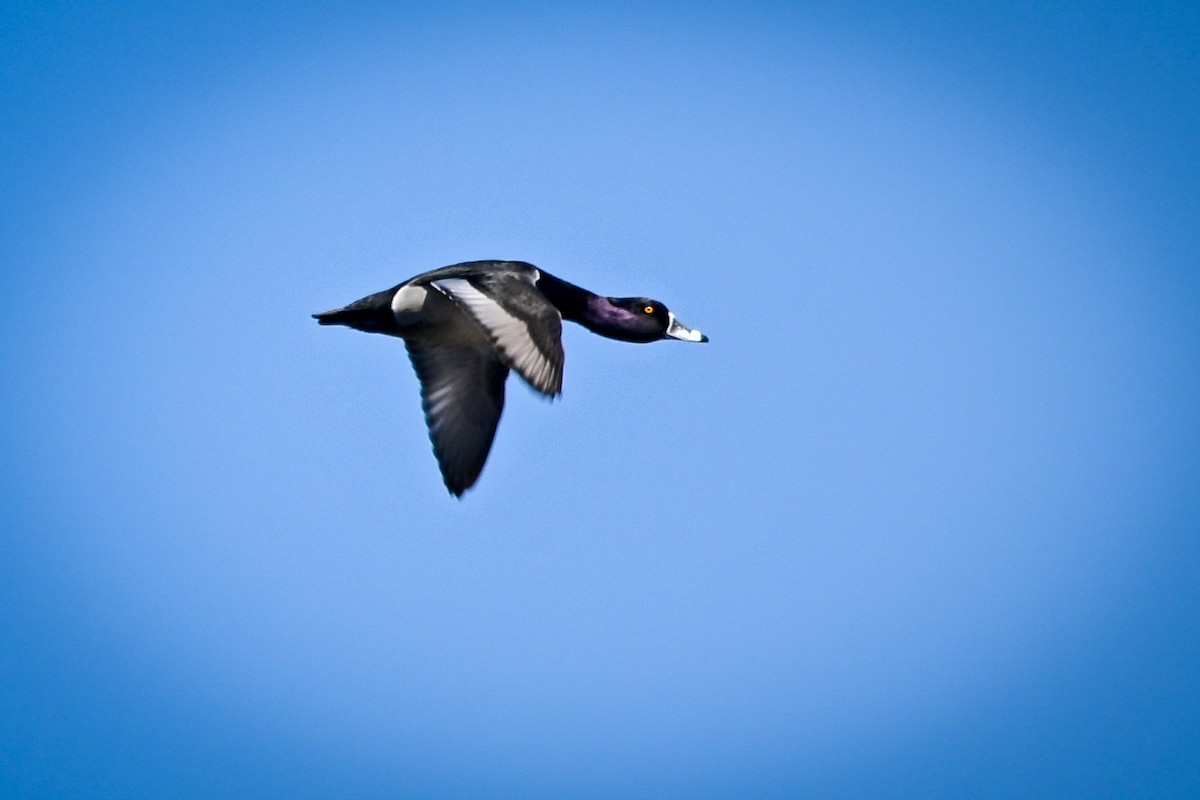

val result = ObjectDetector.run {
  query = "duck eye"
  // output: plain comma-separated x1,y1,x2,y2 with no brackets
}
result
643,305,655,314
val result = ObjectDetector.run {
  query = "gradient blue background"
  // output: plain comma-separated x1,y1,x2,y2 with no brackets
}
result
3,2,1198,797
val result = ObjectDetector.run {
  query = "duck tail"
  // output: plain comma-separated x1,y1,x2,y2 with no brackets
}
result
312,307,360,326
312,288,396,333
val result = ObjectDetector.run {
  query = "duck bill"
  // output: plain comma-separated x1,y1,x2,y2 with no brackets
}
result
664,312,708,342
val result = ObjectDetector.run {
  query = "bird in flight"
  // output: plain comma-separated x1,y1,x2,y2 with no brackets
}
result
314,260,708,496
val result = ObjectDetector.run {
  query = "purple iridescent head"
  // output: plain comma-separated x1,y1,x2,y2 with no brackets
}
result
583,296,709,344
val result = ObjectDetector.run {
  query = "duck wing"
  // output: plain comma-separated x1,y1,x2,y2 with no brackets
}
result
430,271,564,397
405,341,509,497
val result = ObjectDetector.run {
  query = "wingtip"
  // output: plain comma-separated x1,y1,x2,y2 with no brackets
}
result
443,473,473,498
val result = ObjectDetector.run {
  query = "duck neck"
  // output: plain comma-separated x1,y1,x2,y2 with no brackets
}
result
537,271,654,342
535,271,605,328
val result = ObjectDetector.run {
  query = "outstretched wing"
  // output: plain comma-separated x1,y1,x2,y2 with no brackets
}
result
405,341,509,497
431,272,564,396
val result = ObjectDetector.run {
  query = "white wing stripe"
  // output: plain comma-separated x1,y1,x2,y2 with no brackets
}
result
433,278,558,394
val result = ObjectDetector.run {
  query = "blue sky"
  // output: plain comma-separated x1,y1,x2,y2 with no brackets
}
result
3,2,1198,797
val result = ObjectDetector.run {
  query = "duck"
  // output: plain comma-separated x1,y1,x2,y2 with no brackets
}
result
314,260,708,496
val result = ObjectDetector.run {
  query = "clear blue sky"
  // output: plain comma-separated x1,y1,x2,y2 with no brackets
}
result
3,2,1198,797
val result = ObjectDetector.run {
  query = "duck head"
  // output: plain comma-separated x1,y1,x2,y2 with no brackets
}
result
583,296,709,344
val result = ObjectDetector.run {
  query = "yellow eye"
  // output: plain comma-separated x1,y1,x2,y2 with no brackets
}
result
643,305,655,314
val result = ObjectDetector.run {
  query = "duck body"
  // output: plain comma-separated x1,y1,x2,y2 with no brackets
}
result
314,260,707,496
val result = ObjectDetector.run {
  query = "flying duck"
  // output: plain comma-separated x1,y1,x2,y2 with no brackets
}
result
314,260,707,496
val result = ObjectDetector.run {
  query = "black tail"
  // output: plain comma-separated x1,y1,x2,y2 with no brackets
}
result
312,308,356,325
312,287,397,333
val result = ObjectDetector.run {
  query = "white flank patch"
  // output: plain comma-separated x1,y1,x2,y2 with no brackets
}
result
391,285,427,325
